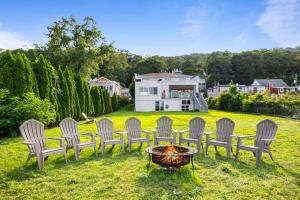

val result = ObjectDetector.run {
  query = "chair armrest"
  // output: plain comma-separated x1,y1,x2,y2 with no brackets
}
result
81,132,94,136
62,136,72,139
204,132,214,135
178,130,188,133
115,131,127,135
22,141,36,145
143,130,150,134
261,138,276,142
229,134,237,138
47,137,63,141
152,129,157,133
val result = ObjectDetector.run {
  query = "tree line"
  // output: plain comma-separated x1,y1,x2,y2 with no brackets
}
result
0,50,115,136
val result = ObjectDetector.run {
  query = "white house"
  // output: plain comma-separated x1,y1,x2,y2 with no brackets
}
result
121,88,131,99
89,76,122,96
134,72,208,112
207,83,251,97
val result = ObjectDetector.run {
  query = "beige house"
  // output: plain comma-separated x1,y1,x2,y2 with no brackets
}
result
89,77,121,96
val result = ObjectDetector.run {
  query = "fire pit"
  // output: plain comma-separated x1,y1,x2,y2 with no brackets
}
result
145,144,197,169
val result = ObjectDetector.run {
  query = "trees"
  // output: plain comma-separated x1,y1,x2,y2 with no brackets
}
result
205,51,233,87
64,68,81,120
134,56,165,74
111,93,118,111
43,16,106,79
0,51,36,96
129,80,135,100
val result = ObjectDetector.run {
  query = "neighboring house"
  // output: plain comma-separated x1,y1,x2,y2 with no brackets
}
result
134,72,208,112
251,79,297,94
207,83,251,97
89,76,122,96
121,88,131,99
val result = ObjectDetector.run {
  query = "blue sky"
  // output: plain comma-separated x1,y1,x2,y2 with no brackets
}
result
0,0,300,56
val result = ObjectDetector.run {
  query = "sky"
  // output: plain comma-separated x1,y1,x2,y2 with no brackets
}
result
0,0,300,56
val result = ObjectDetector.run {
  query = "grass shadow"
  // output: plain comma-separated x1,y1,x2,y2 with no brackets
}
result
137,167,203,199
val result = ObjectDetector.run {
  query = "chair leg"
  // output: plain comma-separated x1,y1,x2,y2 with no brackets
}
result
205,143,209,155
226,146,231,158
256,150,262,167
128,141,132,152
63,150,68,163
214,146,218,152
37,155,44,170
147,141,150,147
269,152,274,161
235,147,239,160
102,143,105,154
75,147,80,160
197,143,201,155
94,146,98,157
122,142,125,152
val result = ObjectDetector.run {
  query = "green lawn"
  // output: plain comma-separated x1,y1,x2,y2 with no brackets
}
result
0,109,299,199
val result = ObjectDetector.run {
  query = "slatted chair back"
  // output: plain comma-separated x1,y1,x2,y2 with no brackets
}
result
60,118,80,147
216,118,235,142
255,119,277,150
157,116,173,137
20,119,47,152
126,117,141,139
96,118,114,140
189,117,205,139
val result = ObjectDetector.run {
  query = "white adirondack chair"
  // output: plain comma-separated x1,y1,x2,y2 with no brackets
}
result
179,117,205,154
125,117,150,152
153,116,177,145
235,119,278,166
59,118,97,160
96,118,125,154
20,119,67,170
82,113,96,123
205,118,235,157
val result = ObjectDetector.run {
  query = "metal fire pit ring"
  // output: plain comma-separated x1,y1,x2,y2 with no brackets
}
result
145,145,197,169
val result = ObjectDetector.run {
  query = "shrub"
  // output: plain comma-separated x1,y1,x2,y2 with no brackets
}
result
117,96,130,107
0,89,56,137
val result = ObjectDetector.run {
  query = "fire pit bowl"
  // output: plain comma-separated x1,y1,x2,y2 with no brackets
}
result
145,145,197,169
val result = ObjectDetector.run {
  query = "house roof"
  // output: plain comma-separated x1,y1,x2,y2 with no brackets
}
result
137,73,192,79
254,79,288,87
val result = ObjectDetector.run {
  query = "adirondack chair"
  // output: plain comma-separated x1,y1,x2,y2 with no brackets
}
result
235,119,277,167
82,113,96,123
205,118,235,158
96,118,125,154
20,119,67,170
59,118,97,160
153,116,177,145
125,117,150,152
179,117,205,154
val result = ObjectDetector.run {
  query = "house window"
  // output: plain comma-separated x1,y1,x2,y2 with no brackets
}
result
155,101,160,111
109,85,113,91
139,87,158,95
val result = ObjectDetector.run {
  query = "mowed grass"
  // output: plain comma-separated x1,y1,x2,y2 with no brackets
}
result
0,108,299,199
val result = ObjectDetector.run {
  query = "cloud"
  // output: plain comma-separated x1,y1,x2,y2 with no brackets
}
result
0,26,32,50
256,0,300,47
180,6,209,38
